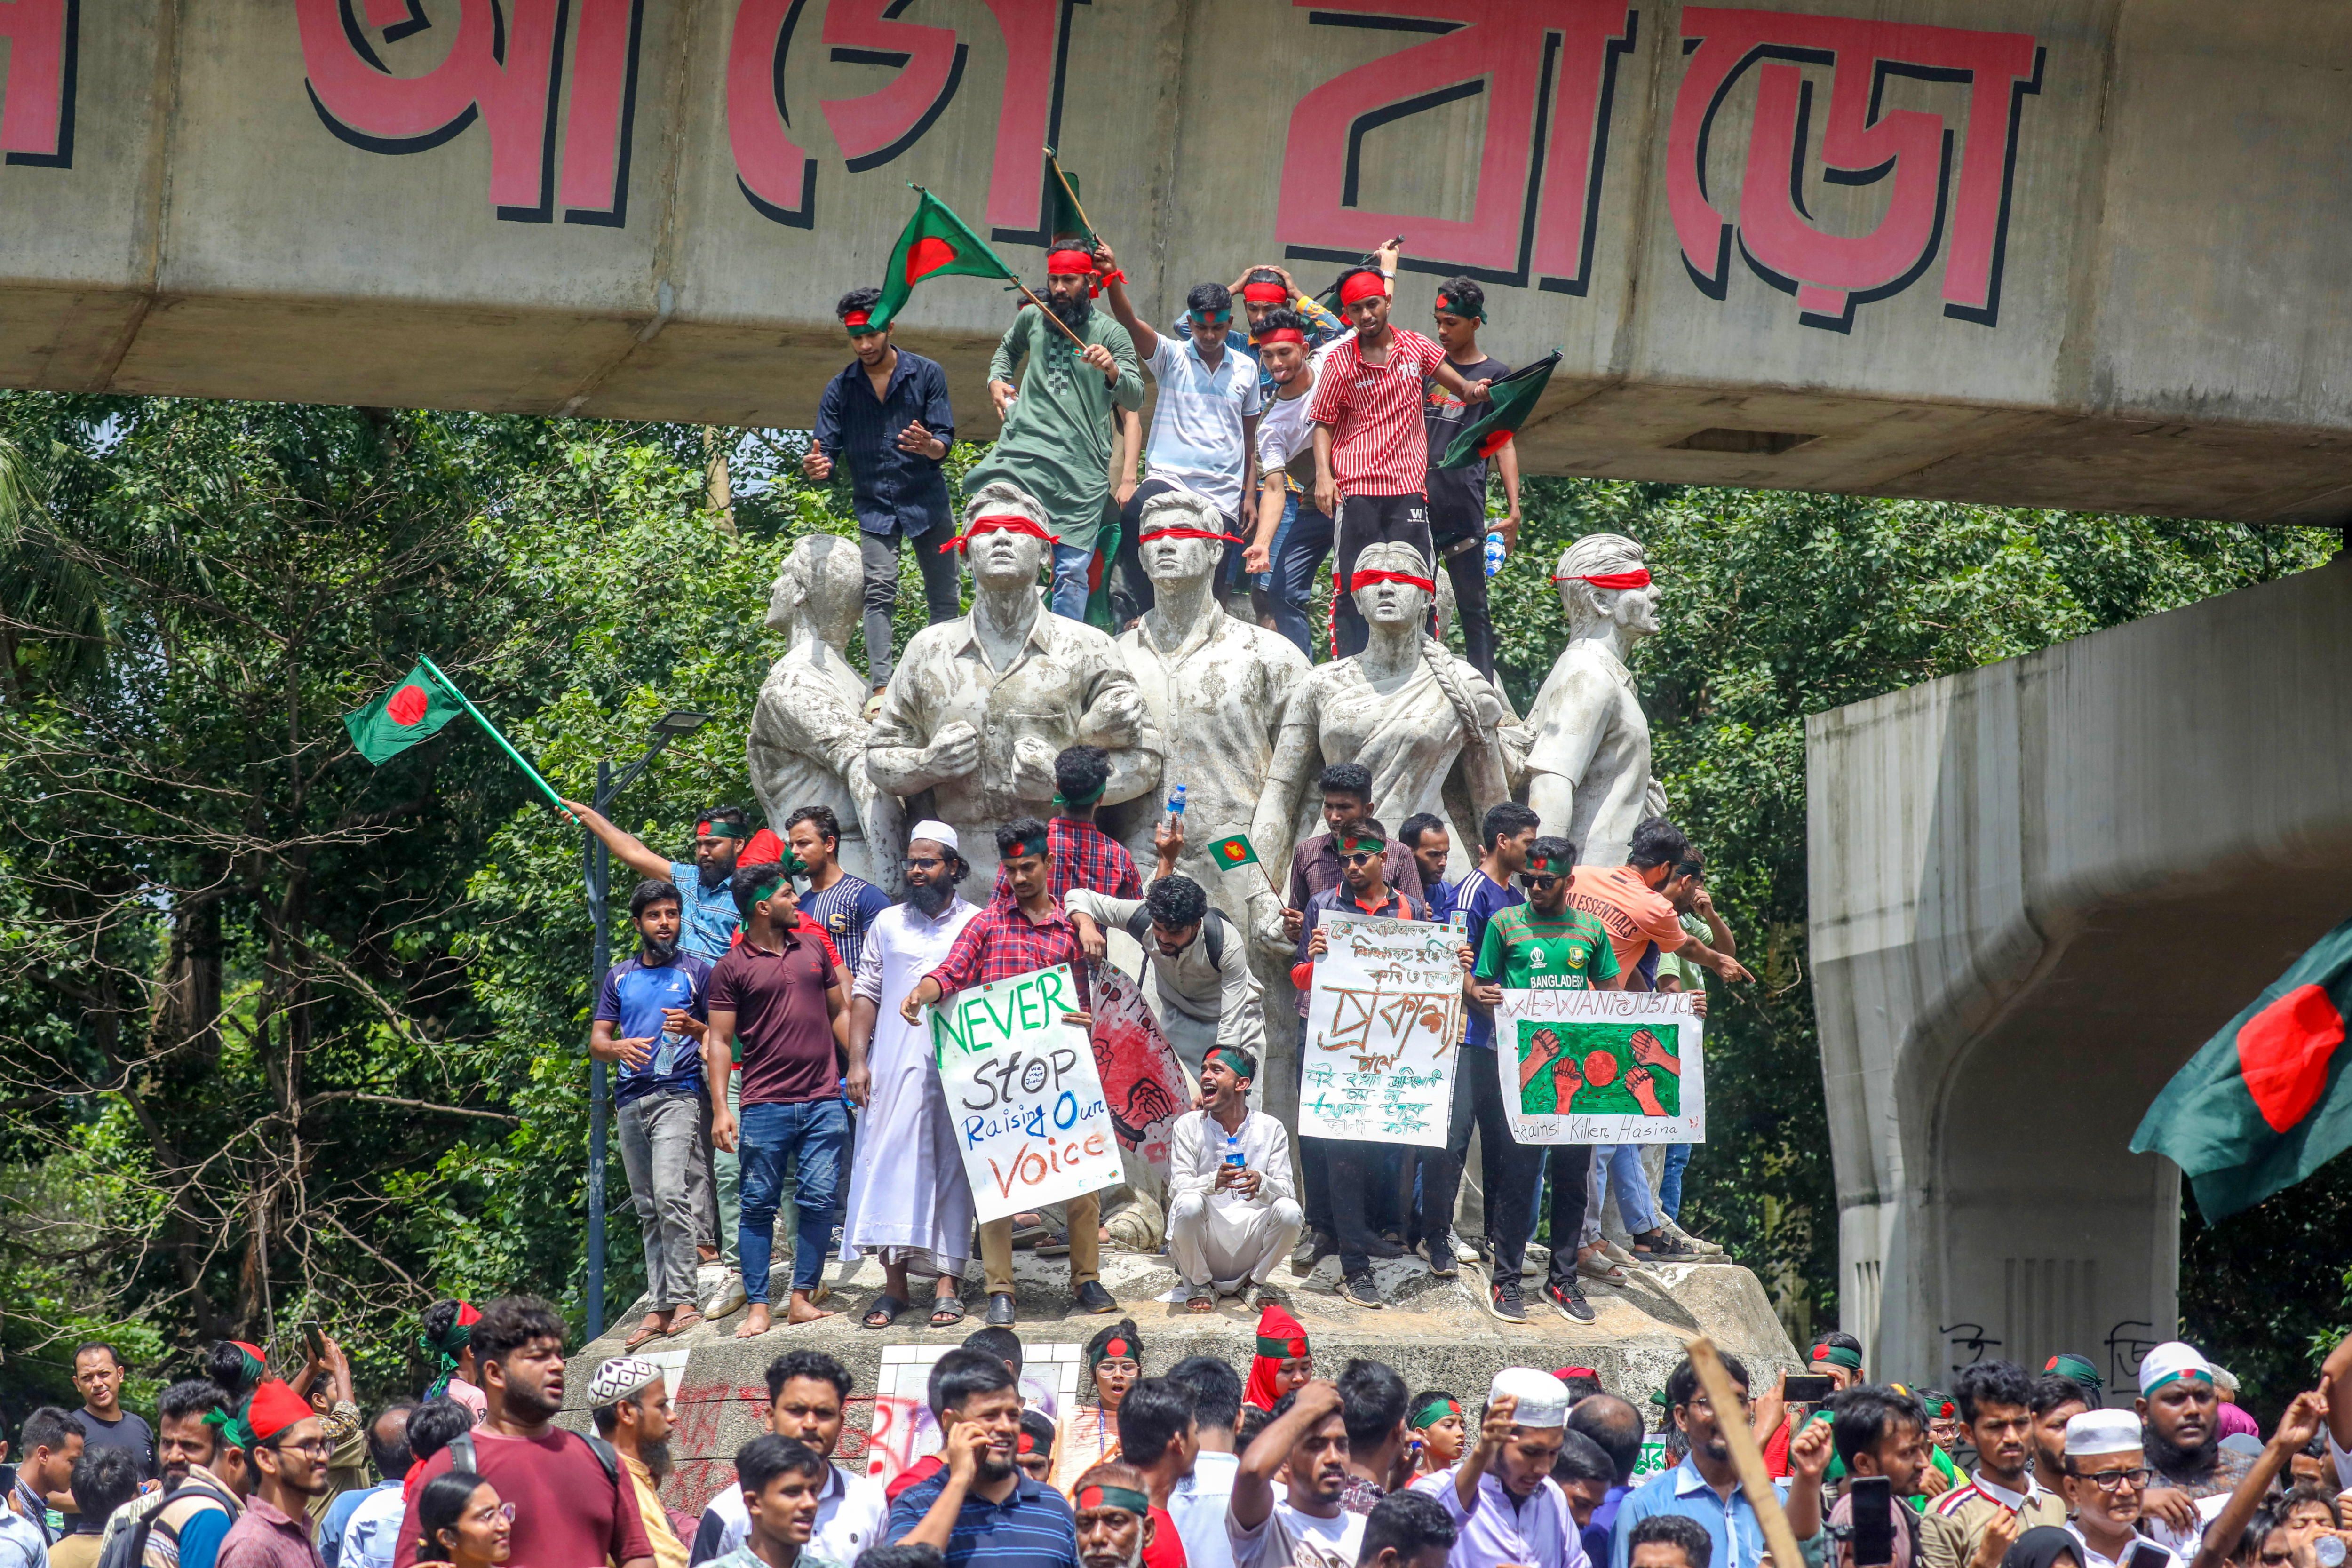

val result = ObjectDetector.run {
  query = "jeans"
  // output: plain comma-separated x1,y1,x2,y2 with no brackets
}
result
617,1090,715,1311
1503,1146,1594,1294
1049,541,1094,620
1661,1143,1692,1221
1433,526,1496,678
860,522,963,688
738,1097,850,1298
1264,499,1333,656
1590,1142,1658,1237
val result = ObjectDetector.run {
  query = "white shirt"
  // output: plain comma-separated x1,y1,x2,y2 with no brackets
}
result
339,1483,410,1568
1228,1497,1366,1568
1167,1108,1295,1214
1172,1453,1241,1568
692,1463,888,1566
2066,1525,2183,1568
1143,334,1263,514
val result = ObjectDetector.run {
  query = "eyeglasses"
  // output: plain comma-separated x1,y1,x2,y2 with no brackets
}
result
269,1437,334,1458
2068,1466,2151,1492
903,856,946,870
475,1503,518,1526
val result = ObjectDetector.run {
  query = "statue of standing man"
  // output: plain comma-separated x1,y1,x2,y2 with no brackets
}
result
1524,532,1665,866
866,481,1161,885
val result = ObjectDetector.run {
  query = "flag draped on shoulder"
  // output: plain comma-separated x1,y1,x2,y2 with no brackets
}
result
2130,916,2352,1219
870,188,1019,332
344,661,462,763
1438,350,1560,469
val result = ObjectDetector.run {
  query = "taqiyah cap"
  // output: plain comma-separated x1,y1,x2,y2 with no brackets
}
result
1489,1368,1570,1429
2064,1409,2144,1457
2138,1342,2214,1396
909,820,961,852
588,1356,664,1404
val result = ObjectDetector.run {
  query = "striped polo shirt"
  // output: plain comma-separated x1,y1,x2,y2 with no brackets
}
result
1143,333,1264,514
1306,326,1447,496
884,1469,1078,1568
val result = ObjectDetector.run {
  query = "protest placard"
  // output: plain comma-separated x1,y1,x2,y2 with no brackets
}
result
1493,987,1704,1144
1087,955,1186,1178
929,963,1124,1223
1298,910,1462,1148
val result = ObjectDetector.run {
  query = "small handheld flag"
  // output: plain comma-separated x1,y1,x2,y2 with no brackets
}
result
344,662,461,764
1206,833,1259,870
2130,914,2352,1219
870,187,1020,333
1438,350,1560,469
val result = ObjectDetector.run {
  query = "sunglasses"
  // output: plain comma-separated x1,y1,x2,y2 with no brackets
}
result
1339,851,1380,866
1518,872,1563,889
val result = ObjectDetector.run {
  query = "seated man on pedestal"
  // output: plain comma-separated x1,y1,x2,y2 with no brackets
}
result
1165,1048,1300,1313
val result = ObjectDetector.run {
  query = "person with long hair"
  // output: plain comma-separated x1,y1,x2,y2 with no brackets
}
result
1057,1323,1144,1492
412,1472,510,1568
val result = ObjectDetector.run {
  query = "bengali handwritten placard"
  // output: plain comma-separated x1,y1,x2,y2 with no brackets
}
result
1494,987,1705,1145
930,963,1123,1224
1299,910,1462,1148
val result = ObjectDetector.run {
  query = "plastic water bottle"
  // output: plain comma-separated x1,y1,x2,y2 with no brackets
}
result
1483,531,1506,578
1166,783,1187,830
1223,1133,1246,1174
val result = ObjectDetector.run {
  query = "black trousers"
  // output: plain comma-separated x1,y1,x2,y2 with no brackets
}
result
1419,1048,1591,1291
1331,492,1433,658
1432,525,1496,679
1113,477,1241,622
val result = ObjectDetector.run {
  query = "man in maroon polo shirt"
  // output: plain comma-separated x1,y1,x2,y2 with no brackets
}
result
707,860,848,1337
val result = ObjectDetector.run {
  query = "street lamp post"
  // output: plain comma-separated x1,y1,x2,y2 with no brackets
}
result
582,708,711,1342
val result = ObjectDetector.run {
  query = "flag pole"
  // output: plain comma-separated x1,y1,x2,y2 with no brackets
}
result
416,654,572,815
1017,280,1093,352
1044,146,1097,239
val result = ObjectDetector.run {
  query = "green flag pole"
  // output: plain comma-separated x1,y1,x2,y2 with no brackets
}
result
415,654,571,815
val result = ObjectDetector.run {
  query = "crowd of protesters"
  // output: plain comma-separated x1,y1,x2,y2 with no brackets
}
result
10,1307,2352,1568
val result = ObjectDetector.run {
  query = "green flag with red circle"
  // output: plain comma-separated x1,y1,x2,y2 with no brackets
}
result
869,187,1019,333
343,661,463,764
2130,916,2352,1219
1437,350,1560,469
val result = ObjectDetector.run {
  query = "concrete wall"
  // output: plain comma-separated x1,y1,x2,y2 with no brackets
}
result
6,0,2352,520
1806,554,2352,1388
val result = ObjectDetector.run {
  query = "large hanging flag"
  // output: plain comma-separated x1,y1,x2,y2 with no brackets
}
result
870,187,1019,332
2130,916,2352,1219
1437,350,1561,468
344,661,462,764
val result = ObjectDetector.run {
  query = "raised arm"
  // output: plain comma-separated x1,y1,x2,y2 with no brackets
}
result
1097,240,1158,358
1232,1380,1341,1531
564,800,673,883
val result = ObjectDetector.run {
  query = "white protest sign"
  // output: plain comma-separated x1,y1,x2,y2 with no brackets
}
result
929,963,1124,1224
1493,987,1704,1145
1298,910,1462,1148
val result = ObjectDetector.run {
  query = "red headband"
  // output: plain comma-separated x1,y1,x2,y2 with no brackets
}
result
1553,567,1652,590
1139,525,1243,546
1048,248,1097,276
1257,327,1305,346
940,513,1058,554
842,310,874,330
1339,271,1386,306
1241,281,1288,304
1351,568,1436,595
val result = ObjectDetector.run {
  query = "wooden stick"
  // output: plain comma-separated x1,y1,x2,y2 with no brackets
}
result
1685,1336,1808,1568
1016,280,1092,351
1044,146,1097,239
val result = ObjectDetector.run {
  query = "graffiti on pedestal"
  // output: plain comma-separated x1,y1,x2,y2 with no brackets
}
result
0,0,76,167
1668,7,2043,331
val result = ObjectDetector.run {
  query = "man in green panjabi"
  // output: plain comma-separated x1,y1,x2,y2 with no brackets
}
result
969,247,1143,625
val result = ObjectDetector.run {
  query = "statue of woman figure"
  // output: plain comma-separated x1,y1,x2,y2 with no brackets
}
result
1524,531,1664,867
1251,540,1512,877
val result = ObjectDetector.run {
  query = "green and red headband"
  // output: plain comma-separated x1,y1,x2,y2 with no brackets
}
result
698,819,752,840
1090,1333,1137,1369
1526,853,1568,877
1075,1483,1151,1517
1002,833,1048,861
1204,1046,1254,1082
842,308,877,332
1810,1342,1864,1372
1338,831,1385,856
1411,1395,1461,1429
1434,292,1483,322
1257,1330,1310,1359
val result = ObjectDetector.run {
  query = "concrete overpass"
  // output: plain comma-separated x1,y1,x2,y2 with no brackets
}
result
1807,555,2352,1388
4,0,2352,522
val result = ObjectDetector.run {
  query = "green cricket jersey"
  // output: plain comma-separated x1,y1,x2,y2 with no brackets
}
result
1476,903,1621,989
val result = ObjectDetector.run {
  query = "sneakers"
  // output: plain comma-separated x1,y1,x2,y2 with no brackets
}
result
702,1270,747,1319
1337,1272,1385,1310
1415,1238,1458,1279
1289,1229,1336,1274
1543,1280,1597,1322
1486,1275,1527,1324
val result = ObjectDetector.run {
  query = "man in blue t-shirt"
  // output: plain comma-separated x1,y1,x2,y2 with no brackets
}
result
1415,802,1537,1281
593,878,717,1348
566,800,755,960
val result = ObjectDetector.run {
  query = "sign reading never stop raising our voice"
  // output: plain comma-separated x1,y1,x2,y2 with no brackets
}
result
1494,987,1706,1146
1300,911,1463,1148
928,963,1124,1225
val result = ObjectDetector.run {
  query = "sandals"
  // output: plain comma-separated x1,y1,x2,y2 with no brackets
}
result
929,1295,967,1328
1186,1285,1218,1313
664,1306,705,1337
623,1318,666,1351
861,1295,910,1330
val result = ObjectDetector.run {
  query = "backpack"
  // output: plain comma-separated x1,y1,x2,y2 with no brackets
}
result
99,1477,236,1568
447,1430,622,1486
1123,902,1229,969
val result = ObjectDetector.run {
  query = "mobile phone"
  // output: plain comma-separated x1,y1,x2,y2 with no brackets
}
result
1785,1375,1836,1404
1847,1477,1895,1568
302,1321,326,1360
2128,1544,2173,1568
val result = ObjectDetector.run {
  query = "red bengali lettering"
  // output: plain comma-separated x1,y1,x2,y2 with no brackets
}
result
728,0,818,226
821,0,967,173
0,0,74,167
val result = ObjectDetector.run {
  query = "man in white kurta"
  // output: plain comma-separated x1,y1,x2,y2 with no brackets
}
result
841,820,981,1324
1165,1046,1301,1305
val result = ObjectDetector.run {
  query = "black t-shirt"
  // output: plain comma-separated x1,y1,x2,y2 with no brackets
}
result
1422,352,1510,537
72,1408,155,1479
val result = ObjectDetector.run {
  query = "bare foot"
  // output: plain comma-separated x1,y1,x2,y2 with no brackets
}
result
785,1289,839,1326
734,1302,773,1339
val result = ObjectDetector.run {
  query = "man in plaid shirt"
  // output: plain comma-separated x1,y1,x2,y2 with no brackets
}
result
990,745,1144,906
903,816,1124,1328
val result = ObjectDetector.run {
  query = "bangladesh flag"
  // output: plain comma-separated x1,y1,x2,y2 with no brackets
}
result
344,661,462,764
1046,151,1092,246
2130,916,2352,1219
1438,350,1561,469
1205,833,1259,870
870,188,1019,332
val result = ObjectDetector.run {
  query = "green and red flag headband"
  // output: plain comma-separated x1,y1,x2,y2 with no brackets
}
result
698,819,752,840
940,513,1058,555
1527,852,1569,877
1553,567,1653,591
1075,1483,1151,1517
1258,1330,1310,1358
1434,291,1484,321
1338,830,1386,856
2045,1353,2104,1390
842,308,877,332
1003,831,1048,861
1205,1046,1254,1081
1809,1341,1864,1372
1411,1395,1462,1429
1089,1334,1137,1369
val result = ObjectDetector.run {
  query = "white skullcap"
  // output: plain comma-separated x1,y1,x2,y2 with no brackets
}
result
1489,1368,1570,1429
588,1356,664,1405
909,820,960,852
2138,1341,2214,1396
2064,1409,2144,1457
2209,1366,2240,1397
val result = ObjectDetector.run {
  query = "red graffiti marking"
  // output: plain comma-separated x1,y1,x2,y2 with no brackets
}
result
730,0,819,227
664,1383,886,1515
1668,7,2042,330
295,0,645,223
821,0,968,174
0,0,76,167
1276,0,1637,293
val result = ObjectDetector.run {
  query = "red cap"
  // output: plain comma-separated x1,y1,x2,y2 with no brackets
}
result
246,1380,315,1445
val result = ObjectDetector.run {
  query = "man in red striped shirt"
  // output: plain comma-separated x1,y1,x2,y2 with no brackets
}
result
1308,262,1490,658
